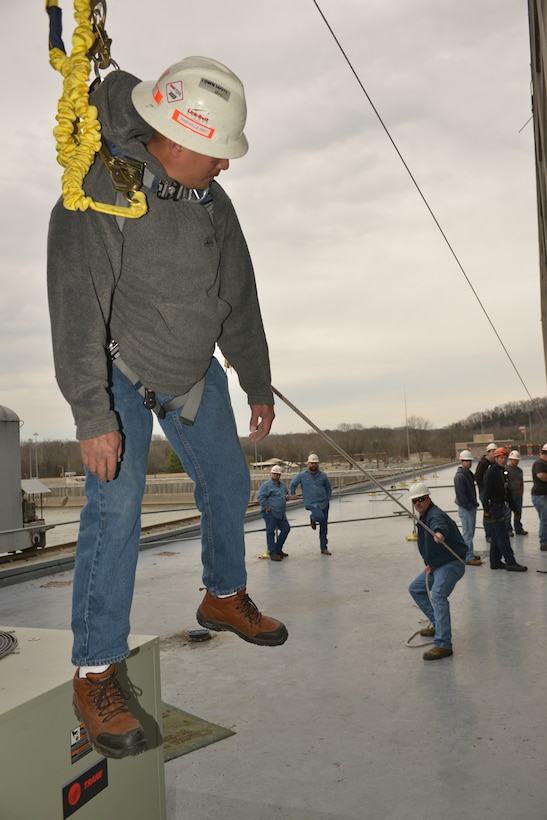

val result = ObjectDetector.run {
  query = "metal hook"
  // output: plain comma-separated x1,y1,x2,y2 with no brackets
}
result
87,0,118,74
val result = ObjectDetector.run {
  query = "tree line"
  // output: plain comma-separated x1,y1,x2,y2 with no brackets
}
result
20,396,547,479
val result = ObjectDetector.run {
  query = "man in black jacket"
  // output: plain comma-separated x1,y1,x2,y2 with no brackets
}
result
475,442,497,542
482,448,527,571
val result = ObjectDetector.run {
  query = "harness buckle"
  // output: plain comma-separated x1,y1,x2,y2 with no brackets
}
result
99,144,145,202
156,179,183,200
143,388,157,410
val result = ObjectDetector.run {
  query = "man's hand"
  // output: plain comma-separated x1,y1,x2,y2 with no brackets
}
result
80,431,122,483
433,531,445,544
249,404,275,442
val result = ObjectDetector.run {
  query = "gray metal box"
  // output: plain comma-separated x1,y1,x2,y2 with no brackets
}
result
0,627,166,819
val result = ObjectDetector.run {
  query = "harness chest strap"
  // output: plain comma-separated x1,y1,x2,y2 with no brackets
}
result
108,341,205,426
102,143,212,425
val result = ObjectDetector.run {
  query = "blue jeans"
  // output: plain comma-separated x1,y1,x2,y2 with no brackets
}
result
309,504,329,550
261,510,290,556
71,359,249,666
408,561,465,649
457,506,476,561
532,494,547,545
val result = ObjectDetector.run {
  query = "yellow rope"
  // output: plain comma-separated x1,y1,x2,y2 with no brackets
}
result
47,0,147,218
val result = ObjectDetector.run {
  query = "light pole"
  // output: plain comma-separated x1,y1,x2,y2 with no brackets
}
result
33,433,39,479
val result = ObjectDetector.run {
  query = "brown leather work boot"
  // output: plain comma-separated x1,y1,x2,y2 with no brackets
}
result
73,665,147,759
196,589,288,646
423,646,453,661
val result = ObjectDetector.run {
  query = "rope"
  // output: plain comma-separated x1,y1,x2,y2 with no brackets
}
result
310,0,547,433
271,385,466,565
46,0,147,219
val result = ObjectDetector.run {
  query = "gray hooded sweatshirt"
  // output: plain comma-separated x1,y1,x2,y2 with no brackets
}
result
47,71,272,440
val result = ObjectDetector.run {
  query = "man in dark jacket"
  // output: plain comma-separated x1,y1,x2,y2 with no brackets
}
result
408,483,467,661
531,444,547,550
482,449,527,571
454,450,482,565
474,442,497,542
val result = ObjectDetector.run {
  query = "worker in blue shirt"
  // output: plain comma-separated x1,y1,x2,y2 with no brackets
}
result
257,465,291,561
289,454,332,554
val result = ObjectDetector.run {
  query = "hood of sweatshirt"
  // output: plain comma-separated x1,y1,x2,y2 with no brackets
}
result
90,70,154,165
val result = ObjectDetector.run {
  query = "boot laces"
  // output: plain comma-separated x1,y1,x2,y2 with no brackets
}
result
89,674,130,723
236,593,262,625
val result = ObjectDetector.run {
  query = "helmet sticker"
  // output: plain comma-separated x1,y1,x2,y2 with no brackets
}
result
152,83,163,105
199,77,230,101
172,109,214,139
166,81,183,103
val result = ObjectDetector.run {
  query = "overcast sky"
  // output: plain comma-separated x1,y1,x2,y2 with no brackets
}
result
1,0,544,445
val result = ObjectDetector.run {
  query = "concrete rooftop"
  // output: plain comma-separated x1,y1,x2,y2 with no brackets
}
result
1,461,546,819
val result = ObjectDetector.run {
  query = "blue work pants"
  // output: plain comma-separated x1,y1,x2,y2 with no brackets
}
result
532,494,547,546
309,504,329,550
261,510,290,556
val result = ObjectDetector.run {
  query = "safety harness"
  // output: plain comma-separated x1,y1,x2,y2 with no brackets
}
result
108,342,206,426
103,140,213,426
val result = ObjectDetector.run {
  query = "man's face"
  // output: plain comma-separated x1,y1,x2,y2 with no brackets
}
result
271,472,281,483
308,461,319,473
542,450,547,462
486,450,496,462
495,454,508,467
461,459,472,471
412,494,431,513
509,458,519,467
171,146,229,189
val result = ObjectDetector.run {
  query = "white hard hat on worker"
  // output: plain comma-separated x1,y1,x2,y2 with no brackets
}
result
132,56,248,160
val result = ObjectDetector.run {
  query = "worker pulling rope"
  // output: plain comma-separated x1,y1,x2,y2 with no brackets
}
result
272,385,464,562
45,0,147,218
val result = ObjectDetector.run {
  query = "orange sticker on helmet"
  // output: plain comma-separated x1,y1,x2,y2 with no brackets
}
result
172,109,214,140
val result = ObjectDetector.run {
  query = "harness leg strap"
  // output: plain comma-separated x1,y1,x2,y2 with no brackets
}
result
109,342,205,425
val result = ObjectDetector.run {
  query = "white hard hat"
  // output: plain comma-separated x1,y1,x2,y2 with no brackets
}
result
307,453,320,463
459,450,473,460
508,450,520,460
486,443,497,452
542,443,547,452
408,482,430,500
132,56,248,159
271,465,282,474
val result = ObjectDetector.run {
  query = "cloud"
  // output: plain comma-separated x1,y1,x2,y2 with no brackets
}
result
0,0,544,445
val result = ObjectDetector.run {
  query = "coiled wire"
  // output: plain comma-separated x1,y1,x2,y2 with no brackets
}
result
0,630,19,660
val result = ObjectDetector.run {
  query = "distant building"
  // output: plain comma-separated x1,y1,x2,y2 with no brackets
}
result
454,434,538,459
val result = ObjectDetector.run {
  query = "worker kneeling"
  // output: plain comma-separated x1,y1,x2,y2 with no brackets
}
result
408,483,466,661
